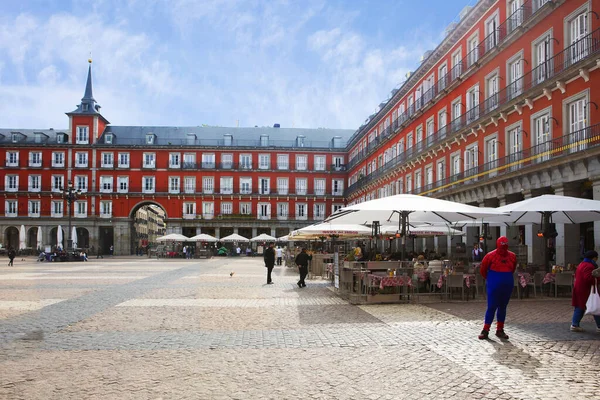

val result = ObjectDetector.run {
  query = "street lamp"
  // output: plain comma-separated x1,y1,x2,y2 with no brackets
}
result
61,180,82,252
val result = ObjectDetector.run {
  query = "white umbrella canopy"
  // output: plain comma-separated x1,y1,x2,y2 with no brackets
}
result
325,194,504,226
250,233,277,242
156,233,189,242
381,224,465,237
220,233,250,242
277,235,290,242
57,225,64,248
71,226,78,248
483,195,600,225
293,223,372,237
189,233,218,242
19,225,26,250
36,226,43,250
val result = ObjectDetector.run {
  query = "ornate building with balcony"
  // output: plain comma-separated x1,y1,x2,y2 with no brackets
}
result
345,0,600,266
0,62,350,254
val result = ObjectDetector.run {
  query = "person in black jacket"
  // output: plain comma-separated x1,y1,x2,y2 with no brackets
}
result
295,248,312,288
264,243,276,284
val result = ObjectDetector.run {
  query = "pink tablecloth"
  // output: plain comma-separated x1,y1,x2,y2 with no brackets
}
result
369,274,412,289
543,273,555,284
518,272,532,288
417,271,430,282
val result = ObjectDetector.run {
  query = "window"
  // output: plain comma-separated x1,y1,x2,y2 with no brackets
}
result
296,203,307,220
296,178,307,195
438,110,448,138
221,202,233,215
314,155,326,171
56,133,65,144
28,200,40,217
183,202,196,218
100,201,112,218
118,153,130,168
75,201,87,217
452,49,462,80
27,175,41,192
220,177,233,194
5,200,17,217
240,154,252,170
568,97,588,153
406,175,412,193
104,133,113,144
202,202,214,219
508,0,523,33
143,177,155,193
52,152,64,167
507,125,522,171
568,11,588,64
259,178,270,195
277,203,288,219
485,136,498,173
314,179,325,196
332,179,344,195
332,204,343,213
414,170,422,191
76,126,89,144
486,73,499,112
29,152,42,167
101,152,113,168
51,200,63,217
425,166,433,188
260,135,269,146
203,177,214,194
258,203,271,220
467,34,479,67
426,119,435,147
100,176,113,193
169,153,181,168
118,177,129,193
146,134,155,145
75,152,88,167
143,153,156,168
534,34,553,83
76,175,88,192
438,64,448,91
533,112,551,162
240,203,252,215
277,178,288,195
240,177,252,194
436,159,445,182
466,86,480,123
258,154,270,170
415,126,423,152
5,175,18,191
452,100,462,131
277,154,289,170
314,204,325,220
183,153,196,169
169,177,180,194
451,153,461,181
464,144,478,178
296,155,307,170
485,11,500,51
508,55,523,100
202,153,215,169
221,154,233,169
332,156,344,170
52,175,64,192
184,177,195,193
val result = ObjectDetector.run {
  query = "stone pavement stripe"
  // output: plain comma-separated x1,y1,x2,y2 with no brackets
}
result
116,298,348,307
0,275,151,280
0,300,65,310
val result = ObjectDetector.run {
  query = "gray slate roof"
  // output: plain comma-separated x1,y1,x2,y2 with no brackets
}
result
0,128,68,145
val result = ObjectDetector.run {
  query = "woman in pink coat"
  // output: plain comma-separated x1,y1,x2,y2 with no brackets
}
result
571,250,600,332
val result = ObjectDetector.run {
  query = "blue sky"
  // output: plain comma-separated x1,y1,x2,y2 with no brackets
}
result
0,0,471,130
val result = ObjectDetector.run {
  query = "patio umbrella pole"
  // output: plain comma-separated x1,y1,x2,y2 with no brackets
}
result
399,211,409,261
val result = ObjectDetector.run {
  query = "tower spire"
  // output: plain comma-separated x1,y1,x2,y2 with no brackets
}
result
82,58,95,102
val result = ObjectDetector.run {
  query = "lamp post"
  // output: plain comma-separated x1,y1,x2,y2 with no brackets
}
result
61,180,82,252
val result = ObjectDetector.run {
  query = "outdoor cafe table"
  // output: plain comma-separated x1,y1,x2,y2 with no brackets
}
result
368,274,412,290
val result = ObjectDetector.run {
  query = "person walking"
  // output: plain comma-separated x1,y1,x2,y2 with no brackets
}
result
96,246,103,259
276,246,283,266
109,245,114,256
183,245,187,259
264,242,276,284
7,247,16,267
478,236,517,340
472,243,483,262
295,248,312,288
570,250,600,332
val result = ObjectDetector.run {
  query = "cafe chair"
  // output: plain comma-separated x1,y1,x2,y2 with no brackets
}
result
475,272,486,299
446,274,464,301
554,273,573,298
430,272,441,293
533,271,545,296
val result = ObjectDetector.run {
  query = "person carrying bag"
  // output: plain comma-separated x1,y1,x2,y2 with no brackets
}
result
571,250,600,332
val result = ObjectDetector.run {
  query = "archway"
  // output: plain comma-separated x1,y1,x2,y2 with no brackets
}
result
48,227,65,249
4,226,19,250
27,227,39,250
76,227,90,249
129,201,168,255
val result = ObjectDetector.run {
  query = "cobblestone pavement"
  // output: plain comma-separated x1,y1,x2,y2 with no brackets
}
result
1,257,600,399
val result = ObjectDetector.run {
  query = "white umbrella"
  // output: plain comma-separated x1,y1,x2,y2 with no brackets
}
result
71,226,78,249
57,225,63,248
381,224,465,237
483,195,600,225
250,233,277,242
277,235,290,242
156,233,189,242
36,226,43,250
220,233,249,242
291,223,372,239
19,225,26,250
189,233,218,242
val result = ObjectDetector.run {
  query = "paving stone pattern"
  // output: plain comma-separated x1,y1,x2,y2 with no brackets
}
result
1,256,600,399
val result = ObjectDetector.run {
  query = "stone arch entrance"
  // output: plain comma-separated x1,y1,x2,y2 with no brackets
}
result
129,201,168,255
76,227,90,249
4,226,19,250
27,227,39,250
48,227,66,249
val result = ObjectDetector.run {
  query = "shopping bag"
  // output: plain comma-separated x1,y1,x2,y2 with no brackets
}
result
585,279,600,316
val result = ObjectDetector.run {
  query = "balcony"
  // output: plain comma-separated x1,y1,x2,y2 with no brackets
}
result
345,27,600,197
220,162,234,170
169,163,181,169
183,213,196,220
201,162,216,169
29,161,42,168
100,212,112,219
5,160,19,168
330,164,347,172
181,162,197,169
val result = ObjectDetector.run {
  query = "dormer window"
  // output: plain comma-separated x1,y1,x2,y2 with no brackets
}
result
260,135,269,147
146,134,155,145
57,133,65,144
223,134,233,146
11,133,18,143
34,132,47,144
82,104,89,111
296,135,305,147
105,133,113,144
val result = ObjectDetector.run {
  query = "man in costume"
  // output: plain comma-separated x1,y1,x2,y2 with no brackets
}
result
478,236,517,340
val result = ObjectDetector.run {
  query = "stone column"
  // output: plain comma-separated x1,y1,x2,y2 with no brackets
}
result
214,227,220,239
553,185,581,266
196,227,202,235
252,227,258,238
233,227,239,234
271,228,276,238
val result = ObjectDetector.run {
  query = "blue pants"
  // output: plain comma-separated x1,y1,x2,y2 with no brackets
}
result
484,270,514,325
572,307,600,327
